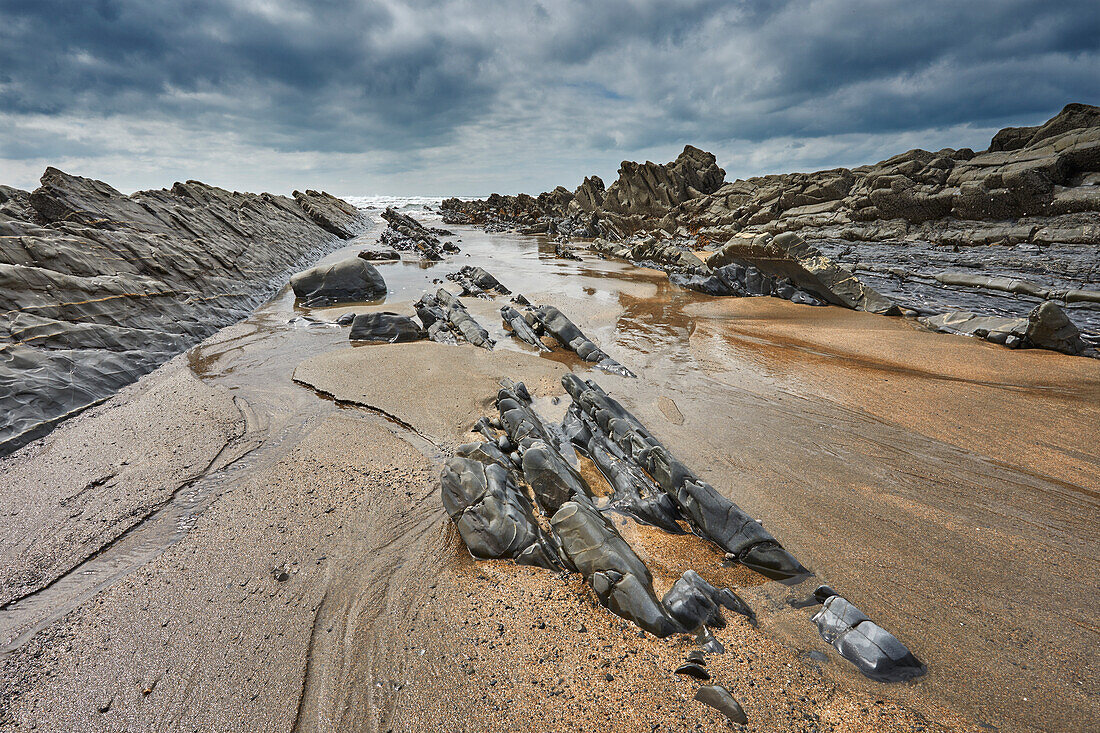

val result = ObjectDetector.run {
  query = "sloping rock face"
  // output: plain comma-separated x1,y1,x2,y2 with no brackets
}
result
0,168,367,455
675,104,1100,346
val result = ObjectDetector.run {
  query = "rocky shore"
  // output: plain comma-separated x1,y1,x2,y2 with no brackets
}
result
443,104,1100,354
0,169,368,455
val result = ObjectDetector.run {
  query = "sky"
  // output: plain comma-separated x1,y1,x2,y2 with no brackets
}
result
1,0,1098,197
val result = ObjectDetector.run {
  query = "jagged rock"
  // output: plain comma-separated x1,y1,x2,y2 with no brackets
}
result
706,232,899,314
379,207,452,260
501,305,550,351
662,570,754,630
447,265,511,297
441,455,560,569
590,235,708,270
562,374,807,581
1025,301,1088,355
550,500,682,637
441,105,1100,352
694,685,748,725
292,189,363,238
0,167,367,455
290,257,387,307
526,304,635,377
416,289,494,349
569,408,683,534
347,312,425,343
812,594,926,682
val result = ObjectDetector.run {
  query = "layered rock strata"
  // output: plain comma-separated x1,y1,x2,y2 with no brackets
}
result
0,168,367,455
379,207,457,260
442,104,1100,352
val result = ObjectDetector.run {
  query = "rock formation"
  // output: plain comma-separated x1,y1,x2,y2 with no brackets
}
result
0,167,367,455
442,104,1100,354
347,312,425,343
379,207,456,260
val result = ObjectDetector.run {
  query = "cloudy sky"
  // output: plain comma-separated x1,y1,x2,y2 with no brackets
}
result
1,0,1097,196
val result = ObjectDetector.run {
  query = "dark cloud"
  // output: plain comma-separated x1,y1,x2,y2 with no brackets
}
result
0,0,1096,193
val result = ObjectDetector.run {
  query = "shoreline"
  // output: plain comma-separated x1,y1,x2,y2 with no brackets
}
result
1,221,1095,731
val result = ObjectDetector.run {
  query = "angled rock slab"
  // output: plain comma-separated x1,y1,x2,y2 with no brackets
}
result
550,500,682,637
706,232,899,314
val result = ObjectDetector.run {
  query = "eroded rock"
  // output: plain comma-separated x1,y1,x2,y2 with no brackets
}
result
441,455,560,569
551,500,681,637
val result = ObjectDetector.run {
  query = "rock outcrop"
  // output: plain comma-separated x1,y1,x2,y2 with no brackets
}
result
0,168,367,456
442,104,1100,353
442,145,725,239
379,207,456,260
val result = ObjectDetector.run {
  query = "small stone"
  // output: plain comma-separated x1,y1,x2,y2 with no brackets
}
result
675,662,711,681
694,684,748,725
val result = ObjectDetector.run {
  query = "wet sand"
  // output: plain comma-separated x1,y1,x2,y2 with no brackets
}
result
1,221,1096,732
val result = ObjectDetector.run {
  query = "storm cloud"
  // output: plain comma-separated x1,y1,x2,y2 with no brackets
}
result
1,0,1097,195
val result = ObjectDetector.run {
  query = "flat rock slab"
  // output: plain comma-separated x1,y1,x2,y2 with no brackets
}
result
293,342,566,445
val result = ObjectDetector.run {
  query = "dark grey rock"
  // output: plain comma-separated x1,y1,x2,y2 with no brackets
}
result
348,312,425,343
662,570,753,630
527,304,635,377
358,248,400,261
812,595,926,682
290,257,387,307
561,374,807,581
694,685,748,725
550,500,682,637
501,305,550,351
674,662,711,680
441,455,560,569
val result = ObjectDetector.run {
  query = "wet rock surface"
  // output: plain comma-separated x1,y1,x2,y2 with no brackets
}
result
416,289,495,349
446,265,511,297
0,167,367,456
290,256,387,307
812,592,927,683
526,304,636,377
347,312,425,343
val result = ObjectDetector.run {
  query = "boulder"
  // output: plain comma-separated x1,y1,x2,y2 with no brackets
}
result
290,257,387,306
348,312,425,343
